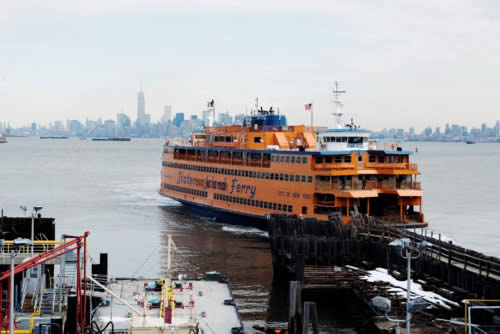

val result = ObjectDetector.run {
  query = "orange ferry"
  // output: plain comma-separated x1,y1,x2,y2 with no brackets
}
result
160,88,425,229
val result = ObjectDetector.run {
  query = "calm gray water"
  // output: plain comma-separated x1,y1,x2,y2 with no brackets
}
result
1,138,499,332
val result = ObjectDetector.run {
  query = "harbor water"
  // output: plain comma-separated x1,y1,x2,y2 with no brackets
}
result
1,137,499,332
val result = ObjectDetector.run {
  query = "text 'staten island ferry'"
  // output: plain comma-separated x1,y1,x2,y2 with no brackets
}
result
160,84,426,229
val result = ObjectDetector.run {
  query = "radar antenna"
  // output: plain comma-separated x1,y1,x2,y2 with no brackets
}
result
332,81,346,129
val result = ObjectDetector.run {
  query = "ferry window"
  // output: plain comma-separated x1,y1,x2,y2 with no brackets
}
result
278,204,282,211
251,200,256,206
273,203,277,210
271,155,276,162
397,156,403,163
290,174,294,182
302,206,307,214
279,174,284,181
288,205,293,213
244,199,248,205
307,176,313,183
291,156,296,163
265,172,270,179
348,137,363,144
342,137,347,142
369,155,376,163
244,171,249,177
232,169,236,176
284,174,289,181
254,136,263,143
259,201,264,208
301,175,306,182
295,175,300,182
302,157,307,164
226,136,232,142
270,173,274,180
344,156,352,163
280,156,285,163
237,170,241,176
286,156,290,163
387,156,394,163
358,155,363,162
336,137,342,143
283,205,287,212
378,156,384,163
257,172,261,178
264,202,268,209
315,157,323,164
325,156,332,164
263,154,271,162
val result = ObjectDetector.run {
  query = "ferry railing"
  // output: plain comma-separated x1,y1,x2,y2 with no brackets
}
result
0,241,61,257
314,163,355,170
365,162,413,170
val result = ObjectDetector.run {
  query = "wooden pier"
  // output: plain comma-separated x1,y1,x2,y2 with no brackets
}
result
267,213,500,332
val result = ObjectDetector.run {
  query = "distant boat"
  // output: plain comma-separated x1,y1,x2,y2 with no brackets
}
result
92,137,131,142
0,136,6,144
40,136,69,139
466,140,477,144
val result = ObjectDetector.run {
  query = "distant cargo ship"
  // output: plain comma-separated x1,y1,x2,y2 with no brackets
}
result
160,84,425,228
40,136,69,139
92,137,131,141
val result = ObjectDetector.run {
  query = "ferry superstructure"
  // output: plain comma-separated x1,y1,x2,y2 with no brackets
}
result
160,86,425,228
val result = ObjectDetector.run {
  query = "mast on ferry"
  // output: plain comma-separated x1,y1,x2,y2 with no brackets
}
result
332,81,346,129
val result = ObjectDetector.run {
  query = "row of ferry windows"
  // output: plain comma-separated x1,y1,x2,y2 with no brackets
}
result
315,155,352,164
164,183,208,198
213,193,293,212
163,162,314,183
165,148,308,165
313,155,404,164
271,155,307,164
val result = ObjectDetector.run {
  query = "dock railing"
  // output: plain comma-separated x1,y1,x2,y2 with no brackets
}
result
358,223,500,281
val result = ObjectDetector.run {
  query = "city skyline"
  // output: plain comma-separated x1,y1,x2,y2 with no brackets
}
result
2,1,500,130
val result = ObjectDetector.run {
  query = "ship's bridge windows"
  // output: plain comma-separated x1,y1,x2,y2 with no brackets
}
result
348,137,363,144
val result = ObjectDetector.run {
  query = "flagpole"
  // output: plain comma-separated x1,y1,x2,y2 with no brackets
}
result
311,103,314,129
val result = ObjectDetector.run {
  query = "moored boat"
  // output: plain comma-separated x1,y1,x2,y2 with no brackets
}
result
160,84,426,228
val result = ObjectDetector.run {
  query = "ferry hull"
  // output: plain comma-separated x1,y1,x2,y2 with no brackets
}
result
160,193,267,230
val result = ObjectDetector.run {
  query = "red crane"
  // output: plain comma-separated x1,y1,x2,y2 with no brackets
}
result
0,232,90,334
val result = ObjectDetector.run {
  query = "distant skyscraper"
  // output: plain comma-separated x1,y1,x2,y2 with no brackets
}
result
117,113,131,128
162,105,172,124
173,113,185,127
137,90,146,125
496,121,500,137
218,112,232,125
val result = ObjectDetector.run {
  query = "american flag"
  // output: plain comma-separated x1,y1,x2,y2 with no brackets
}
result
305,103,312,111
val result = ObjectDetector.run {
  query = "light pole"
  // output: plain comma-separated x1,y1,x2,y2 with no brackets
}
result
371,296,430,334
389,238,432,334
31,206,43,259
9,238,32,334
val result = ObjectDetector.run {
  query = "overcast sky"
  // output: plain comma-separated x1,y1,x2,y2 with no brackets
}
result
1,0,499,130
